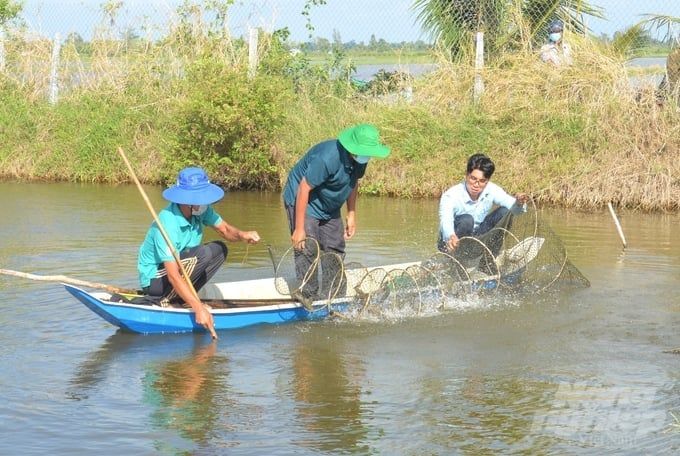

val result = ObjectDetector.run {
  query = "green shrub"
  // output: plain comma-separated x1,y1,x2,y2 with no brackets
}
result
172,57,293,189
0,78,40,169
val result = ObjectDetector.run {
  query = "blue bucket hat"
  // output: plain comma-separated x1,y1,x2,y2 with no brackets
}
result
162,167,225,205
548,19,564,33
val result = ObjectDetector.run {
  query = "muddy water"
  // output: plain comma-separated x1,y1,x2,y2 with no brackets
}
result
0,181,678,454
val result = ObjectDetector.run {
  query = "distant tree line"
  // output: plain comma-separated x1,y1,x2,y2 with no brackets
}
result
62,29,432,56
296,31,432,53
596,30,673,48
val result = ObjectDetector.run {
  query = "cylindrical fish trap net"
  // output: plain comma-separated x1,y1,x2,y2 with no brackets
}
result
267,205,589,318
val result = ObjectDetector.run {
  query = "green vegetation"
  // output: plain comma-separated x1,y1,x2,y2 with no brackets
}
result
0,3,678,211
172,58,293,189
0,0,21,26
412,0,602,61
633,45,673,58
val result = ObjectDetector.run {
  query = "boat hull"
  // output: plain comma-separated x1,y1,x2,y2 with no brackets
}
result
63,237,543,335
64,284,342,334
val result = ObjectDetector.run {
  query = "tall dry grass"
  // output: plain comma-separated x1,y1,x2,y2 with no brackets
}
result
350,34,679,210
478,35,680,211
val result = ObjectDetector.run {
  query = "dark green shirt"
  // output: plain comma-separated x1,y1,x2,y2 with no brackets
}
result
283,140,366,220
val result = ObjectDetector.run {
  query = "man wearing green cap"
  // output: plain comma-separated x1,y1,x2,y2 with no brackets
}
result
282,124,390,304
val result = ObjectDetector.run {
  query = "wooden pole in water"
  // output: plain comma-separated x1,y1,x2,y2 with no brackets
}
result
0,268,137,295
117,147,218,339
607,202,627,250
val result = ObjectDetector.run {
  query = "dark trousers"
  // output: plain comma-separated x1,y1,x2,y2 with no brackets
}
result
145,241,228,299
438,207,511,257
285,205,346,299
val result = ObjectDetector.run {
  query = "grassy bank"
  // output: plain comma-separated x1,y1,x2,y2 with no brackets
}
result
0,34,678,211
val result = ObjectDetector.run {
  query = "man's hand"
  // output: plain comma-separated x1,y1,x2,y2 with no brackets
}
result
241,230,261,244
195,304,217,339
291,227,306,250
515,193,530,205
165,260,218,339
446,234,460,252
344,212,356,240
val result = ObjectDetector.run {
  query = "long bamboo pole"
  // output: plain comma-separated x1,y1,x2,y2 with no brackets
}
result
117,147,218,339
0,268,137,295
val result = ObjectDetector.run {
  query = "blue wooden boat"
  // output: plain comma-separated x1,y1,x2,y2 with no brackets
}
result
64,237,545,335
62,260,418,335
63,283,345,334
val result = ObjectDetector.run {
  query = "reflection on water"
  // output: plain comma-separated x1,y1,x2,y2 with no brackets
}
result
66,333,229,453
143,340,226,450
418,373,556,453
2,182,680,454
290,331,368,453
67,333,141,401
418,372,674,453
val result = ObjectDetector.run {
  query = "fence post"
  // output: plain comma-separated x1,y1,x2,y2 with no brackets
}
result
0,30,5,73
49,33,62,105
222,13,234,60
248,27,258,79
473,31,485,103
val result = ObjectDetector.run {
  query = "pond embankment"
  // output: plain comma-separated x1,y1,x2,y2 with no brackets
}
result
1,45,678,211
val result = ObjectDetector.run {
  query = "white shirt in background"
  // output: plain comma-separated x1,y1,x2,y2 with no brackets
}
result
540,42,572,66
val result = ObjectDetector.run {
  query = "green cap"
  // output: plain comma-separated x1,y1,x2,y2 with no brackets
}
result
338,124,391,159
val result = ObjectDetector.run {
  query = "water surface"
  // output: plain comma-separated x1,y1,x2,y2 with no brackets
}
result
0,182,678,454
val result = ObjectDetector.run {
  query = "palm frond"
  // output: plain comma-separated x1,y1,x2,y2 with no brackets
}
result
610,24,647,57
412,0,603,61
637,14,680,46
412,0,508,61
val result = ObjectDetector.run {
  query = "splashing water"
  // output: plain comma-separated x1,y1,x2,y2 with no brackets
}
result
268,206,589,323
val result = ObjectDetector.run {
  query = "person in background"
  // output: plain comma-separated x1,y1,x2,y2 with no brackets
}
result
438,153,529,255
283,124,391,305
137,167,260,333
540,19,572,67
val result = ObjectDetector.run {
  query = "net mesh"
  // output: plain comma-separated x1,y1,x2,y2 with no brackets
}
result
268,204,589,319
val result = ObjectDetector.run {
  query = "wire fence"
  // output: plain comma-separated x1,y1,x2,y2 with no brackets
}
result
13,1,680,46
1,0,679,102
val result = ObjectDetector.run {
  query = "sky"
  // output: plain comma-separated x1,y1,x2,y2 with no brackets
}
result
588,0,680,39
17,0,680,43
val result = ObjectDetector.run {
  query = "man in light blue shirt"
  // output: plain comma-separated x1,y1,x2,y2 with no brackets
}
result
137,167,260,335
438,153,528,254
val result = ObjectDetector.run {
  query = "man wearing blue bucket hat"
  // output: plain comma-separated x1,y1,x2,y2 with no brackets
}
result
282,124,390,305
540,19,572,66
137,167,260,328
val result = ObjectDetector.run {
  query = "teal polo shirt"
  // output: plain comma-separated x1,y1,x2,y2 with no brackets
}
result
137,203,222,288
283,139,367,220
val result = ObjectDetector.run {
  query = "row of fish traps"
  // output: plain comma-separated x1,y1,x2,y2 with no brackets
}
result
269,228,545,319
